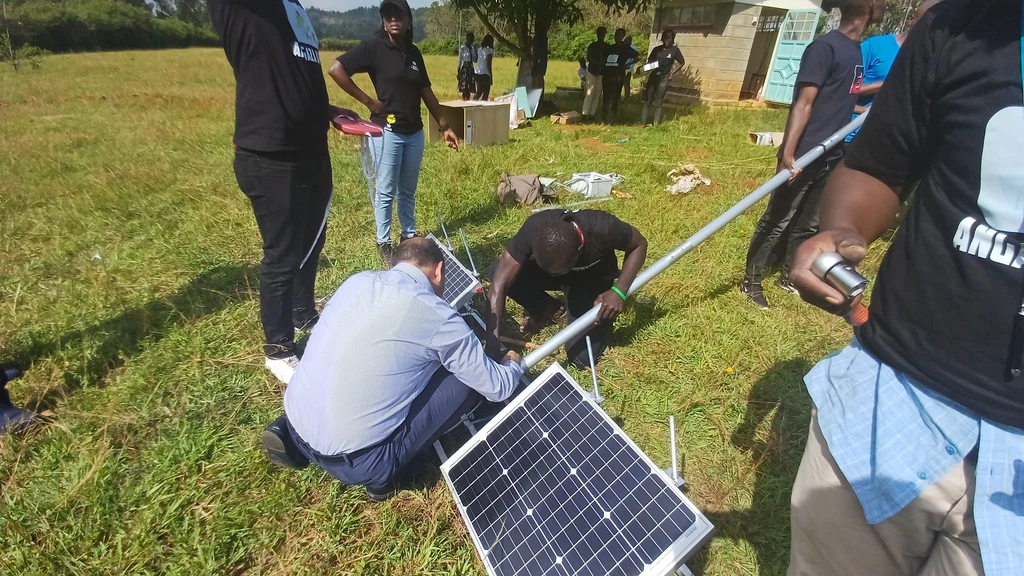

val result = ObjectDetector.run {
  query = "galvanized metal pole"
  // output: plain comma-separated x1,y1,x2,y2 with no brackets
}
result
522,112,869,370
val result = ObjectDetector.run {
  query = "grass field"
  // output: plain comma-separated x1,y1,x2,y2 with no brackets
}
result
0,48,878,575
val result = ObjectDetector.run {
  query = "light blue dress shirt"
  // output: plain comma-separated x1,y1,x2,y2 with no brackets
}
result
805,339,1024,575
284,263,523,456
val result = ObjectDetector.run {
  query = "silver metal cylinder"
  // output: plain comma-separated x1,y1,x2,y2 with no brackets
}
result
812,252,868,298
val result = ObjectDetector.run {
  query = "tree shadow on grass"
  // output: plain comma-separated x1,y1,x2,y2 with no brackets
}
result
687,358,813,575
7,264,258,412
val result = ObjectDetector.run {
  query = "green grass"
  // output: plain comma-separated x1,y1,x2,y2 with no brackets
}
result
0,49,880,575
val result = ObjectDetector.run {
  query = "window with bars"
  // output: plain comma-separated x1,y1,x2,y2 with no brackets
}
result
661,3,718,29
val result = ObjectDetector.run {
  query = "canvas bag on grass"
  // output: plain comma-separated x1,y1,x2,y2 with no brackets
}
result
496,173,555,206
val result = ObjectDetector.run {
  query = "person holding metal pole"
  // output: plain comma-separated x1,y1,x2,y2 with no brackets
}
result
786,0,1024,572
740,0,880,309
328,0,459,265
210,0,346,384
485,210,647,367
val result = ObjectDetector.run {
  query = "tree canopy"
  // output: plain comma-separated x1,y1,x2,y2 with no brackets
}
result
452,0,651,87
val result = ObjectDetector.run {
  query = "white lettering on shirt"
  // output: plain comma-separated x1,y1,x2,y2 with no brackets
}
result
292,42,320,63
952,215,1023,268
952,216,976,252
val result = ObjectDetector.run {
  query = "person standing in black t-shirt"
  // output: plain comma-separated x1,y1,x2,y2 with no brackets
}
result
210,0,344,384
739,1,876,309
485,210,647,367
787,1,1024,572
329,0,458,263
601,28,639,125
642,29,684,126
581,27,608,122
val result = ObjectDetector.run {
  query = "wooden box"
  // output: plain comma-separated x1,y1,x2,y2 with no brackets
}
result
428,100,510,147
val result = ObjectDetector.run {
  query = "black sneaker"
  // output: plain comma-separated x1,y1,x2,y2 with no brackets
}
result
261,414,310,469
775,277,799,295
365,484,397,502
377,242,394,267
740,280,769,310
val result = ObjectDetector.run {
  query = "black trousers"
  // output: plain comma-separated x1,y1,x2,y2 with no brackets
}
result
601,77,624,124
474,73,492,100
744,156,840,284
234,146,332,358
506,259,618,367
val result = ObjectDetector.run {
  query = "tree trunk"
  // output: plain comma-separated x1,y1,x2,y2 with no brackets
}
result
516,57,534,88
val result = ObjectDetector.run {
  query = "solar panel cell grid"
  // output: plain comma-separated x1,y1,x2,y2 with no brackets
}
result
442,364,714,576
427,234,480,310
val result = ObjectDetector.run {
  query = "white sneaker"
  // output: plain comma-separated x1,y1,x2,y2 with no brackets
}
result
265,355,300,384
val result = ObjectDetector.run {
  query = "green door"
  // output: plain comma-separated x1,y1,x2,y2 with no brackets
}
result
764,9,821,104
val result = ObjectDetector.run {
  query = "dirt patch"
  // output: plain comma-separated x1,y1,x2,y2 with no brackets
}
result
554,124,588,133
578,137,618,152
741,179,762,189
684,147,711,159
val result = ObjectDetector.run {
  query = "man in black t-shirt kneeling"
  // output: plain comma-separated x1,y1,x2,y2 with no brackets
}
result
740,0,877,309
486,210,647,367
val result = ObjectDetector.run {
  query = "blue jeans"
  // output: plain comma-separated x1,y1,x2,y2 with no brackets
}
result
288,368,480,491
369,130,424,244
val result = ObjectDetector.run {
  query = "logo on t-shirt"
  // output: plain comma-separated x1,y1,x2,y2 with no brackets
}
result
605,53,620,68
951,106,1024,268
283,0,320,64
410,60,420,72
850,64,864,94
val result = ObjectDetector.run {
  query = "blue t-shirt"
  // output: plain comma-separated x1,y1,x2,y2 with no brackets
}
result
847,34,901,141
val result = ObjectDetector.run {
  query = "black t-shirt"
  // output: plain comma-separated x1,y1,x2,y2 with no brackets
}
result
209,0,330,153
782,30,863,160
647,45,684,81
506,210,634,274
603,44,640,84
846,0,1024,428
337,36,432,135
587,41,608,75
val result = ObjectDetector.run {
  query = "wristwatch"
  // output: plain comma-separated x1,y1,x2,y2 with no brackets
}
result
438,122,451,133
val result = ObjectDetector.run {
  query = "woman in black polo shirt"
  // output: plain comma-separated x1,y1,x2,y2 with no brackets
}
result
328,0,458,262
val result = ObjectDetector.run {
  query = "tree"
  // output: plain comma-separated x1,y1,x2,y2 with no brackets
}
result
451,0,650,90
153,0,209,26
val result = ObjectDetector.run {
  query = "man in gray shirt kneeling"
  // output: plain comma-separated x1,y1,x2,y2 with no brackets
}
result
261,238,523,501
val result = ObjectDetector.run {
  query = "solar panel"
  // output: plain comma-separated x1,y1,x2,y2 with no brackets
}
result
428,233,481,310
441,363,714,576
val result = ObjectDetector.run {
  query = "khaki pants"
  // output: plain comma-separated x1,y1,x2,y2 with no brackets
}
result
582,71,602,117
789,411,983,576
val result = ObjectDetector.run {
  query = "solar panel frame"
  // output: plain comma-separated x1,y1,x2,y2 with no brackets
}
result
441,362,715,576
427,233,481,310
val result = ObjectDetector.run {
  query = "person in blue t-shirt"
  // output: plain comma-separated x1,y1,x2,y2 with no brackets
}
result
846,0,939,142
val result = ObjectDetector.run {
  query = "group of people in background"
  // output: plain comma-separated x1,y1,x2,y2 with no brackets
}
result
580,26,684,126
456,32,495,101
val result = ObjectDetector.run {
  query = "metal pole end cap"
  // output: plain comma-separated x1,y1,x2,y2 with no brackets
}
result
811,251,845,280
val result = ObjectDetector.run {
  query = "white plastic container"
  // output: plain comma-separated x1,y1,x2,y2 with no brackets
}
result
567,172,617,198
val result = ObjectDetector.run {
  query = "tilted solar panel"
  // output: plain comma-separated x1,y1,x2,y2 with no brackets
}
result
427,233,481,310
441,363,714,576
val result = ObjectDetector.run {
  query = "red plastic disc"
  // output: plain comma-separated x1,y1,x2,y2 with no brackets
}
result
332,116,384,137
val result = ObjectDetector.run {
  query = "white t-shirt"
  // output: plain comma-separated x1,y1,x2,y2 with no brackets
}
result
475,46,493,75
458,44,476,66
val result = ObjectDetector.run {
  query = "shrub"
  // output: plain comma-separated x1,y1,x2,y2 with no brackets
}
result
0,34,52,70
7,0,219,53
319,37,361,52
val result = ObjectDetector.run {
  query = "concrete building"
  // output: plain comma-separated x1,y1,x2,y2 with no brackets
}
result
647,0,825,104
